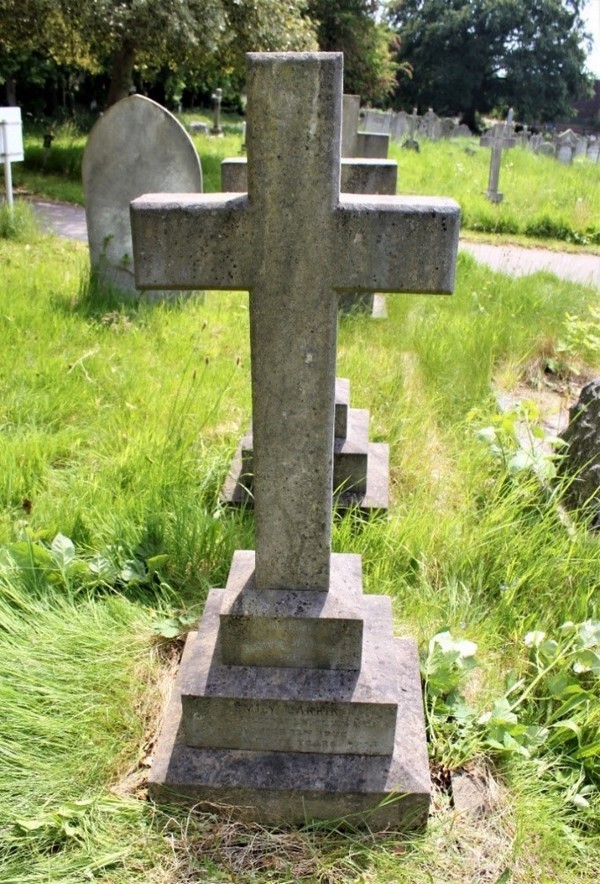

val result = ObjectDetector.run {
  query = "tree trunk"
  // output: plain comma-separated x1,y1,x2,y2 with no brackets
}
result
461,106,479,134
105,40,136,109
5,77,17,106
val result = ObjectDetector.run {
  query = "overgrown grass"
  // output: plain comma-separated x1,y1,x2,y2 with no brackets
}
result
6,116,599,247
0,231,598,880
391,137,600,245
0,201,40,240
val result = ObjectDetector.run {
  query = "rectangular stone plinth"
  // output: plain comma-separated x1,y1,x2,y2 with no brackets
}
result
179,559,401,754
223,436,389,513
221,157,397,196
149,630,431,830
234,404,377,506
340,158,397,195
335,377,350,439
219,551,364,669
355,131,389,159
335,441,389,512
333,408,369,495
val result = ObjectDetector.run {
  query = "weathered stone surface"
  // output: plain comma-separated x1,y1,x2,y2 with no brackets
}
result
132,56,459,593
149,624,431,829
333,408,369,495
221,156,397,196
219,551,364,669
83,95,202,299
340,158,396,194
179,575,400,755
337,442,389,511
355,131,389,159
221,155,397,317
559,379,600,526
133,52,458,828
335,376,350,438
341,93,360,157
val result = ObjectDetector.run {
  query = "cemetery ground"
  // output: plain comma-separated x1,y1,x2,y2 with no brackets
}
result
9,115,600,251
0,200,599,882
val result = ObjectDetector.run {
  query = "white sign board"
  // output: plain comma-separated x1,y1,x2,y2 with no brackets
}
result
0,107,24,161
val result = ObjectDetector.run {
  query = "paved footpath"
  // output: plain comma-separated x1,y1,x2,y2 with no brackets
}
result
28,197,600,289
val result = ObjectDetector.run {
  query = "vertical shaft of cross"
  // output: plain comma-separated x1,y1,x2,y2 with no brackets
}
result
481,108,515,203
245,54,342,592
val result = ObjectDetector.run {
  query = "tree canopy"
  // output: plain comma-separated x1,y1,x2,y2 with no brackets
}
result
305,1,400,105
0,0,317,108
387,0,592,127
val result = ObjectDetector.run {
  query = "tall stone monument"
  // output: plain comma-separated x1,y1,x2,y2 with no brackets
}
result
82,95,202,299
480,108,516,203
131,52,460,829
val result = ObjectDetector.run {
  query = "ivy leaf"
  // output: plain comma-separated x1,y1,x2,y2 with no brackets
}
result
572,649,600,675
120,559,147,585
51,533,76,569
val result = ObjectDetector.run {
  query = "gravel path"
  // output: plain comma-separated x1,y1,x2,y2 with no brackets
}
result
461,241,599,289
27,197,600,289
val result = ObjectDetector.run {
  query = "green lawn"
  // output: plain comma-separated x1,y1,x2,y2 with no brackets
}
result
0,215,598,881
8,115,600,248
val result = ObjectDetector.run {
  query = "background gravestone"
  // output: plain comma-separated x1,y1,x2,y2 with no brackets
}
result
479,109,516,203
559,380,600,527
82,95,202,299
554,129,580,165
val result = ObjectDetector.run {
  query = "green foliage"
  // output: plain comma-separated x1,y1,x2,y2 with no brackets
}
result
1,227,600,878
422,622,600,812
388,0,591,126
0,1,317,109
3,530,172,598
557,307,600,366
390,137,600,245
470,401,562,482
0,202,40,241
306,1,400,104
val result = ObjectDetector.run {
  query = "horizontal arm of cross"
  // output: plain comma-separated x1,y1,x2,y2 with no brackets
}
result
480,134,516,149
130,193,252,290
333,195,460,293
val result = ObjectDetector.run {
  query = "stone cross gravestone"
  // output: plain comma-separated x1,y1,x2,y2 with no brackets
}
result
211,87,223,135
219,153,398,314
421,108,441,140
82,95,202,299
342,93,390,159
219,157,394,510
480,108,516,203
131,52,460,828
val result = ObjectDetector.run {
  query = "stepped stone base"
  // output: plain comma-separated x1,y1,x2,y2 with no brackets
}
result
221,440,388,511
148,553,431,829
221,379,389,512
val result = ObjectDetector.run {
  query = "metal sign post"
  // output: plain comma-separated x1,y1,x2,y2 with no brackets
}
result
0,108,24,212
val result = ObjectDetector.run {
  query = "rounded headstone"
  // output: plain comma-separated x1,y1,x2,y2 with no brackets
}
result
83,95,202,299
